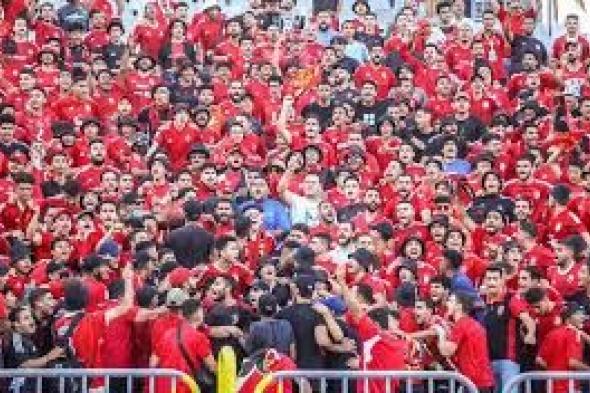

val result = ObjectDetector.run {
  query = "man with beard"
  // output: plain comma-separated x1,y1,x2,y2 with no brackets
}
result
503,154,551,221
329,221,356,264
214,18,242,69
29,288,58,356
241,177,290,234
391,201,430,254
0,114,28,157
1,172,37,239
166,199,214,268
194,163,218,200
302,80,335,130
4,306,65,392
429,276,451,316
197,235,253,295
80,253,110,312
171,65,200,107
547,236,586,301
336,175,365,222
469,208,511,260
212,198,235,236
353,187,387,231
138,85,173,135
353,81,387,130
354,44,395,100
204,275,253,365
76,139,116,192
219,80,245,119
150,104,199,172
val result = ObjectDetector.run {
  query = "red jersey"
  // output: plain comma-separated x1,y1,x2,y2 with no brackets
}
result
538,325,584,393
345,312,408,393
547,263,584,299
354,64,396,100
448,316,494,388
101,301,138,368
154,321,212,393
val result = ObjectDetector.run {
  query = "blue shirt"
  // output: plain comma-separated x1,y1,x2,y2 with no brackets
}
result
241,198,291,232
443,159,472,176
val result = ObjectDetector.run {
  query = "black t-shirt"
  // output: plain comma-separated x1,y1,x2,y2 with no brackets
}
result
276,302,325,369
4,332,40,393
354,101,387,130
302,102,334,130
456,116,486,143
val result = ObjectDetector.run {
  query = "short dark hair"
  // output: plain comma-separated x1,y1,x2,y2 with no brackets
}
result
214,235,238,252
64,279,89,311
443,249,463,270
524,287,545,304
182,298,201,319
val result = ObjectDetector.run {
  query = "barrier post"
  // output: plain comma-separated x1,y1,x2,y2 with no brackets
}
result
217,346,237,393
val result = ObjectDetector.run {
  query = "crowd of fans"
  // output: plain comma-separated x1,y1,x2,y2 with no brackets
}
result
2,0,590,392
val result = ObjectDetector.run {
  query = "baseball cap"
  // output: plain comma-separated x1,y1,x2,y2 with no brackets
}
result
96,239,120,260
168,267,192,288
166,288,189,308
321,296,347,317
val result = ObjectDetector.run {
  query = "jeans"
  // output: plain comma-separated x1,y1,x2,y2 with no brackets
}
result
492,359,521,393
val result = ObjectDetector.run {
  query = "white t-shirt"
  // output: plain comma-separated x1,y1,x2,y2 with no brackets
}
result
288,192,321,227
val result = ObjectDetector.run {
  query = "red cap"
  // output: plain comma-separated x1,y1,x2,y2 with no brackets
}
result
168,267,192,288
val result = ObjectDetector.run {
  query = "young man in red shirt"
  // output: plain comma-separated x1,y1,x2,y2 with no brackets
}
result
537,302,590,393
437,291,495,392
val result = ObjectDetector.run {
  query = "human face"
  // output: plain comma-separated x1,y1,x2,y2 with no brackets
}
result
555,243,574,266
215,202,233,223
445,231,464,250
15,181,33,202
337,222,354,245
220,241,240,262
484,211,503,233
249,178,268,200
15,308,36,335
90,142,106,164
483,174,501,194
343,179,360,201
52,239,72,262
364,189,381,212
99,202,118,225
430,282,446,303
484,270,503,295
403,239,423,260
414,301,432,324
514,199,531,221
303,174,321,197
396,202,414,225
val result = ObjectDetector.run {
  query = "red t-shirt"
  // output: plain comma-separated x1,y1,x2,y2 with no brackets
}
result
538,325,583,393
101,301,139,368
345,312,408,393
448,316,494,388
154,321,212,393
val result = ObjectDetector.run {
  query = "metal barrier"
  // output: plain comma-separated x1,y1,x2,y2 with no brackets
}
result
0,368,199,393
254,370,479,393
503,372,590,393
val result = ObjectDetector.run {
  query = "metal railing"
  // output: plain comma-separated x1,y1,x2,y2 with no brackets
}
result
254,370,479,393
0,368,199,393
503,372,590,393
